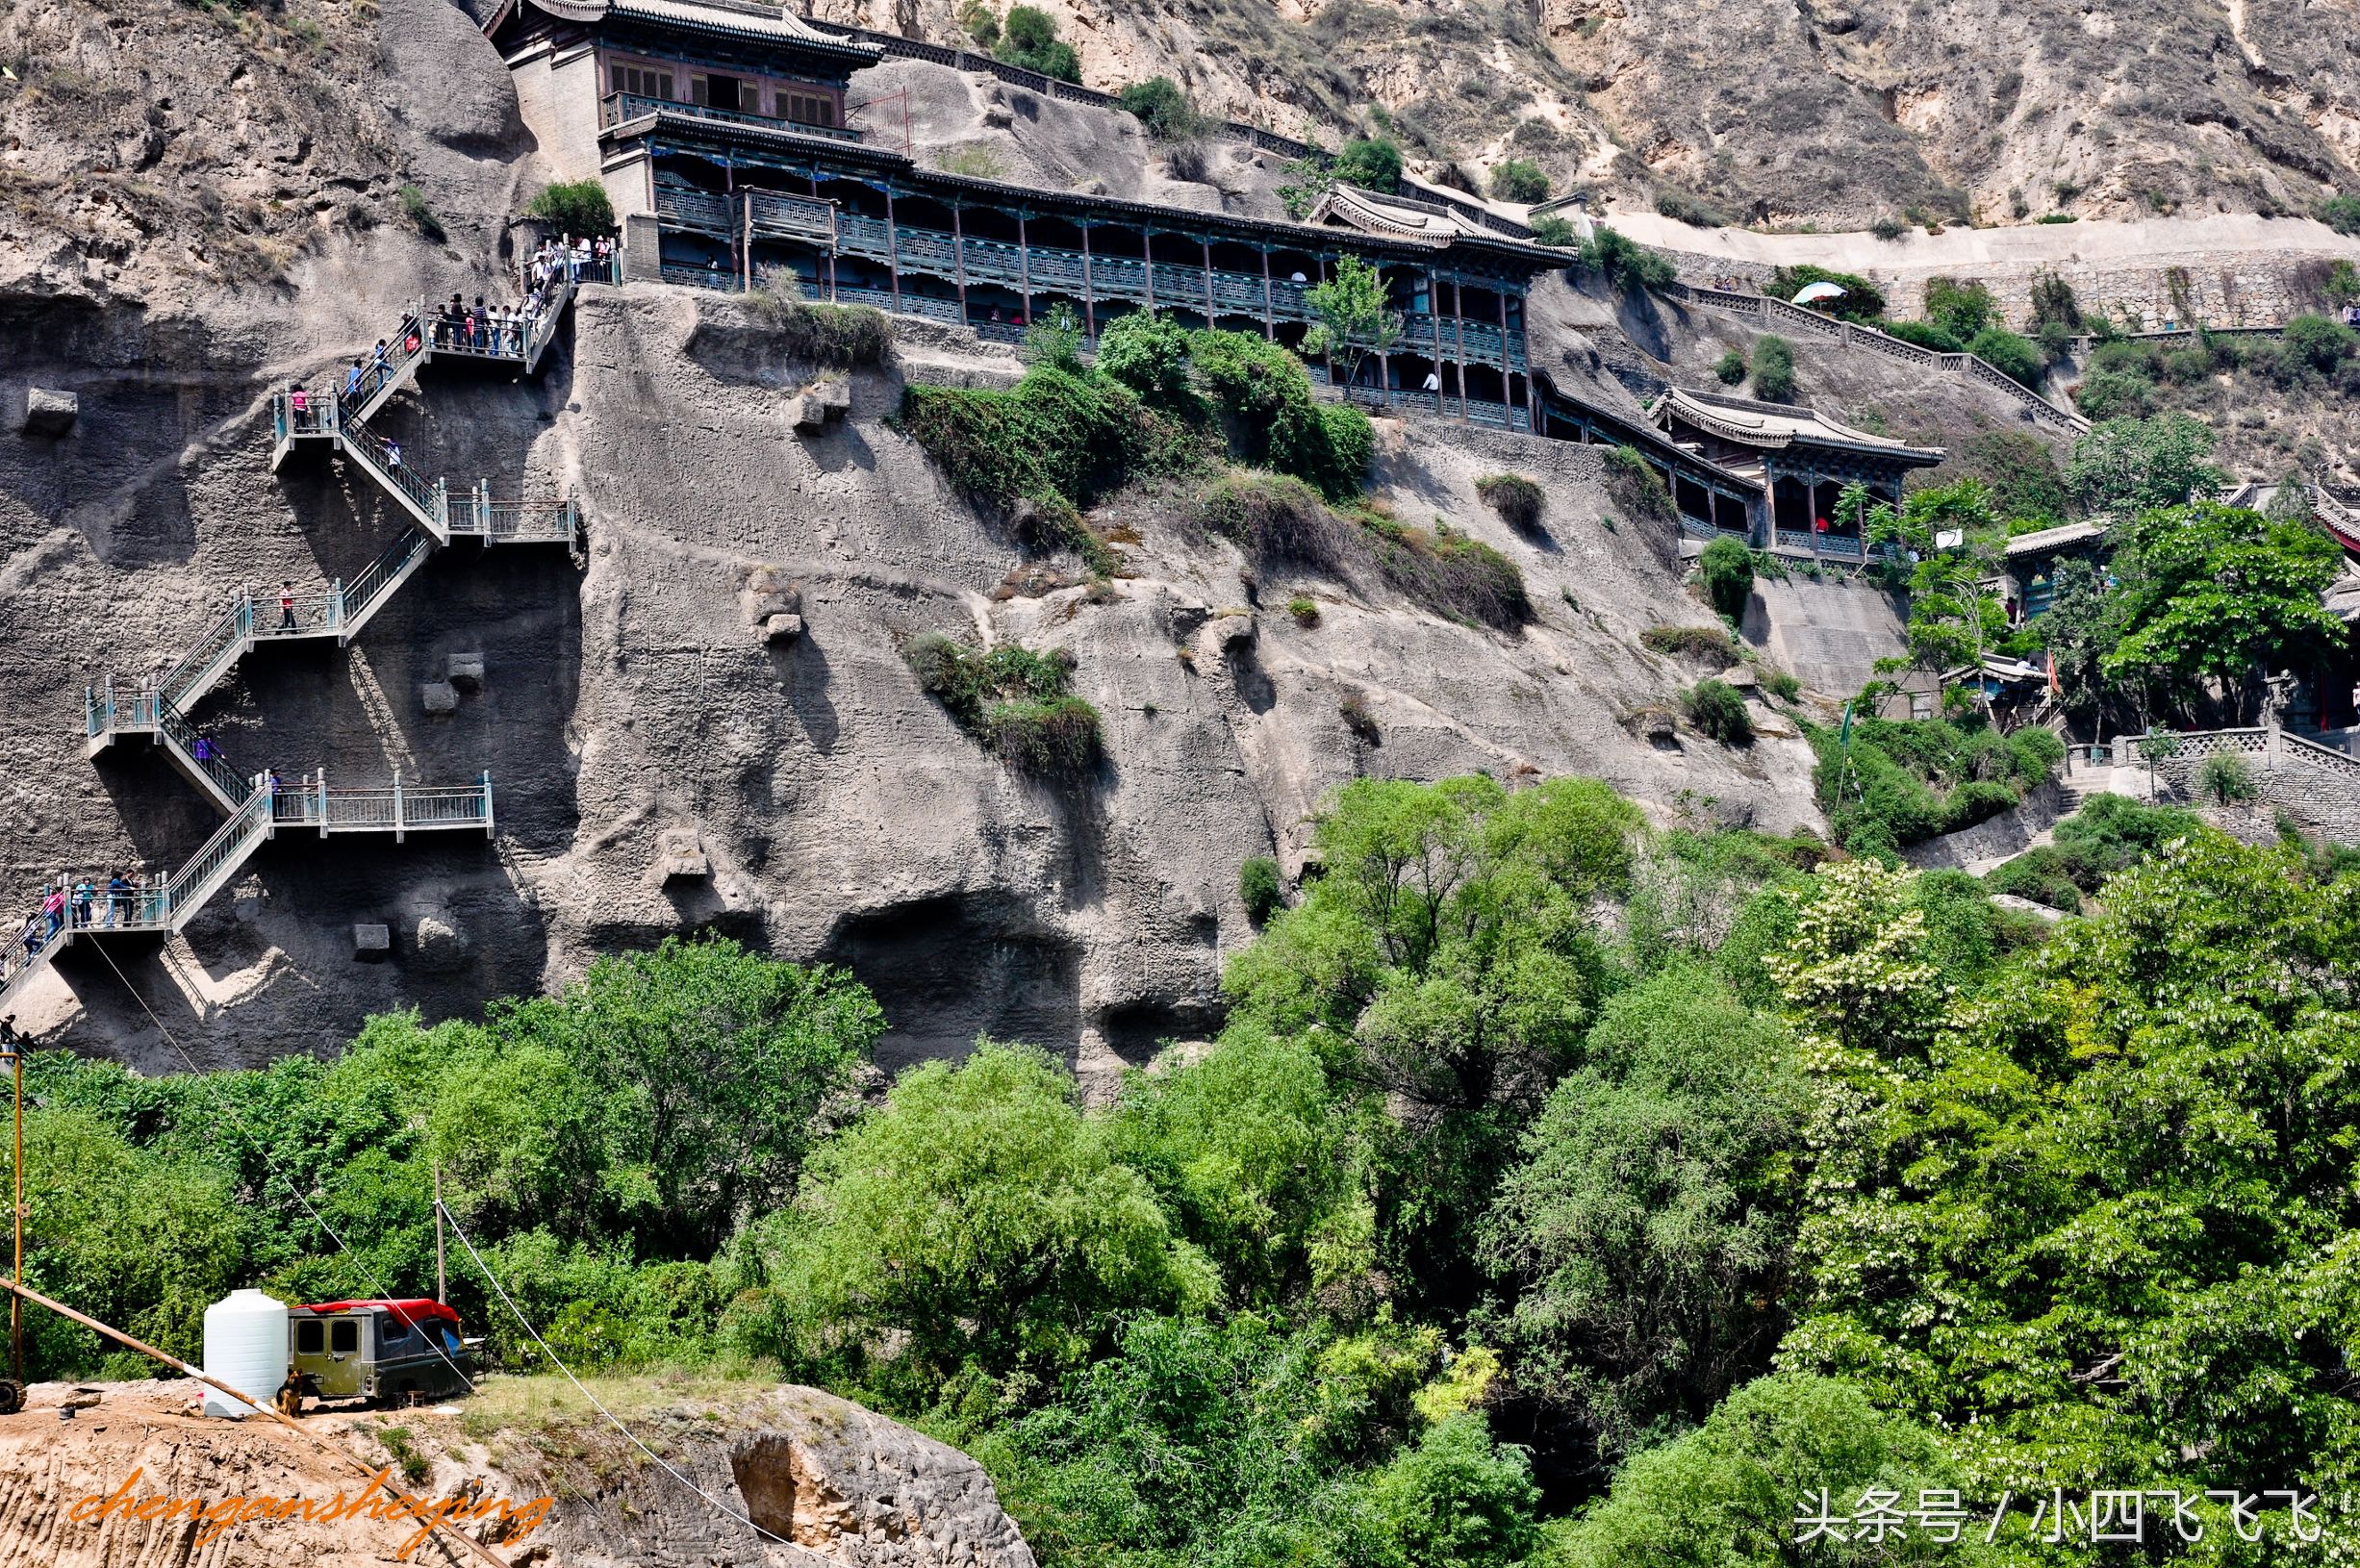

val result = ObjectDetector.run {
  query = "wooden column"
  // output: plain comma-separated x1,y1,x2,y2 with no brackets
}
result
952,202,969,323
1428,266,1447,416
1018,211,1033,326
1259,246,1275,340
812,172,837,302
1201,237,1214,326
1080,221,1096,337
885,184,901,312
1318,254,1334,386
1143,229,1155,315
1454,279,1470,417
1494,282,1510,421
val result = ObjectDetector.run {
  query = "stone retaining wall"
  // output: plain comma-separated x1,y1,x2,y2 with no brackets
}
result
1601,213,2359,333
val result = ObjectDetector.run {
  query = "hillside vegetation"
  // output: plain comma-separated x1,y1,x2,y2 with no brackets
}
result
15,771,2358,1562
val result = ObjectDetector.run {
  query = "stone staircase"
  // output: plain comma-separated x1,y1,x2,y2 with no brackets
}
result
2066,725,2360,846
2,280,583,1017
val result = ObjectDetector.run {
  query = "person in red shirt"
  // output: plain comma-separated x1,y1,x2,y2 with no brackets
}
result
279,580,296,631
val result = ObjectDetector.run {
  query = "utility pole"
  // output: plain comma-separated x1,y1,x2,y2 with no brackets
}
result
433,1158,446,1306
0,1016,21,1414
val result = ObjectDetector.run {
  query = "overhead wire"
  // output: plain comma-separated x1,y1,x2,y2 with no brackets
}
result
87,941,478,1396
437,1207,822,1557
90,939,820,1558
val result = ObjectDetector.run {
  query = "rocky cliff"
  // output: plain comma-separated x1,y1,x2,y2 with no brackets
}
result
0,0,1871,1075
805,0,2360,230
0,1376,1036,1567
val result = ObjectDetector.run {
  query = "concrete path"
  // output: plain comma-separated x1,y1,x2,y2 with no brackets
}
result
1594,212,2357,278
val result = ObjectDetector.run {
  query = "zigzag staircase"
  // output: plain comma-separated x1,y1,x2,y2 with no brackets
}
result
2,276,582,1015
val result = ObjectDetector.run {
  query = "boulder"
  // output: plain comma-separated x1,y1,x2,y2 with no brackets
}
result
21,388,75,437
412,913,470,973
446,652,485,692
657,827,711,881
758,612,804,645
791,379,850,434
352,923,391,959
419,679,460,715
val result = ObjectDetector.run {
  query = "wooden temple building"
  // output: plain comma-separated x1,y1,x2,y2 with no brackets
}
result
483,0,1943,548
1645,388,1945,559
486,0,1559,430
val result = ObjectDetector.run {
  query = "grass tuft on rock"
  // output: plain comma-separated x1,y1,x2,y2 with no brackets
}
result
905,633,1104,776
1475,472,1545,533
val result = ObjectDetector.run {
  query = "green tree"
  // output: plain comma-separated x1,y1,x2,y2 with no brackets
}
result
1751,336,1795,402
1865,480,2006,702
1333,136,1404,192
2066,411,2228,513
1111,1028,1367,1302
1768,266,1887,321
1095,309,1199,410
525,178,616,235
1543,1374,1991,1568
2098,502,2345,720
1479,971,1804,1466
1780,835,2360,1524
1699,536,1755,620
1117,76,1202,140
1224,775,1640,1309
1920,276,1996,342
470,939,883,1256
741,1042,1217,1381
1488,158,1552,204
1303,256,1404,387
995,5,1080,81
1365,1412,1540,1568
1965,324,2043,389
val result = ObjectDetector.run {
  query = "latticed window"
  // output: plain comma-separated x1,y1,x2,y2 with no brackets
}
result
610,63,674,100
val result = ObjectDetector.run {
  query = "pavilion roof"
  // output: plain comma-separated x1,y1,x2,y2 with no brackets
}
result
488,0,883,63
1649,387,1945,466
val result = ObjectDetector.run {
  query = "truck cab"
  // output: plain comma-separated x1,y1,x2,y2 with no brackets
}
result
282,1299,471,1411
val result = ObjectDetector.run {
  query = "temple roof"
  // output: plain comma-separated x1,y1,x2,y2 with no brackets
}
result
487,0,883,63
1649,387,1945,465
1307,183,1501,244
2003,520,2105,557
610,108,1565,274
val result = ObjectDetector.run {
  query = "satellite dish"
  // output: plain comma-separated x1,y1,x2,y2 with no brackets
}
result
1791,281,1848,305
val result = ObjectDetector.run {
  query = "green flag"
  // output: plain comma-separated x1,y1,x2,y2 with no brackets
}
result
1839,700,1853,745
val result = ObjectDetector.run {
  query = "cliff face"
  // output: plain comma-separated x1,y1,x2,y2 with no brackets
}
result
809,0,2360,230
1,0,1858,1075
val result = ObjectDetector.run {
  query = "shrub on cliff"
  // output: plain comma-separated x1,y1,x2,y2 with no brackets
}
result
1768,265,1885,321
1475,472,1545,533
1190,328,1373,500
905,633,1104,775
749,291,893,368
1602,444,1674,522
1698,537,1754,620
1575,225,1674,295
995,5,1081,82
1489,158,1552,204
1683,679,1752,746
525,178,615,235
1118,76,1205,140
1363,514,1532,631
1750,336,1795,402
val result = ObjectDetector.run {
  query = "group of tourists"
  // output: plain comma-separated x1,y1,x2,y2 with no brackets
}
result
6,873,140,978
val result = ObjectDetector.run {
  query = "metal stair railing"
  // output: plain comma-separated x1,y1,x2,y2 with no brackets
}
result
135,779,276,928
151,699,254,809
336,528,440,640
340,307,430,425
155,595,256,713
339,418,448,539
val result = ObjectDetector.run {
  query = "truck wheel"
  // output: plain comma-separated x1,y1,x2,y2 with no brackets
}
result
0,1378,23,1416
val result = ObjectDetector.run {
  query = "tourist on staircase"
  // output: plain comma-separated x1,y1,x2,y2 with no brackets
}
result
41,885,64,942
279,580,297,632
71,880,92,929
107,873,130,928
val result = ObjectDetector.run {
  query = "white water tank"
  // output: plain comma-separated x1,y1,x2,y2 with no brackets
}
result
200,1288,288,1419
